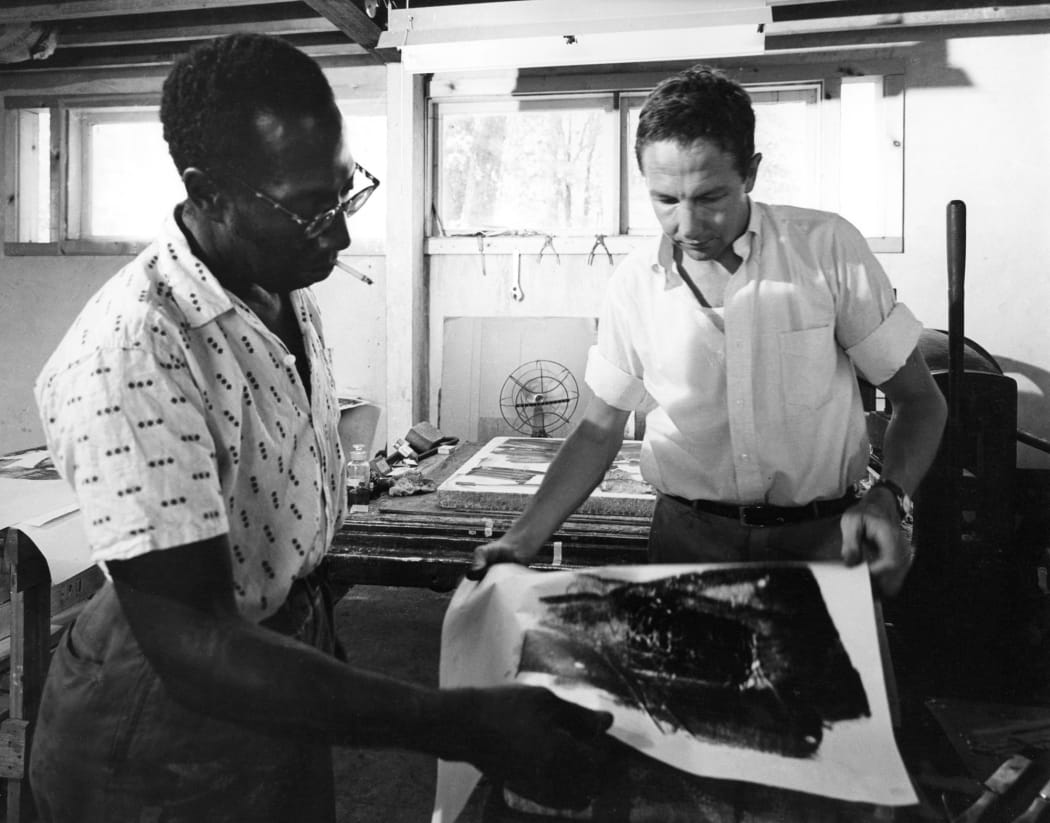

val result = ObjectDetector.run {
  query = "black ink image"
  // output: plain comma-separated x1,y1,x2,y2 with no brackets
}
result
519,567,870,758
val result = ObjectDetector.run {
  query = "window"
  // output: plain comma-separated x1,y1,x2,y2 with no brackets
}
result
5,97,388,254
433,96,616,235
429,69,904,251
67,107,183,241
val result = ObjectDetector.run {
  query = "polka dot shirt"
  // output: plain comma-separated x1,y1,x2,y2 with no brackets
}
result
35,212,346,622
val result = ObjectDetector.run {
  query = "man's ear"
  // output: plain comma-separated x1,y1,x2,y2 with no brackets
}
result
743,152,762,194
182,167,228,220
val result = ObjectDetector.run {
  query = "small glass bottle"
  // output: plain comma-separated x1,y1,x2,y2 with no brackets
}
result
346,443,371,507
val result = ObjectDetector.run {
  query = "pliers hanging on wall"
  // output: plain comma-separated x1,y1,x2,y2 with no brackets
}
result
537,234,561,264
588,234,613,266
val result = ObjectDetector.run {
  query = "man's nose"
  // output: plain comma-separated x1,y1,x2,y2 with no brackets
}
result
318,212,351,253
677,203,707,238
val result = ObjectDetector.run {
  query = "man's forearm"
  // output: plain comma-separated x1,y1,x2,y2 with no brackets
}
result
501,419,626,550
878,393,947,495
117,580,471,755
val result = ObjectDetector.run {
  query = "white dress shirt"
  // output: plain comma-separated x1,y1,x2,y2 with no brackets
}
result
586,200,922,507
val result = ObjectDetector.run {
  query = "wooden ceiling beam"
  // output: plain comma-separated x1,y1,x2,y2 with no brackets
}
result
59,6,336,48
0,31,374,72
0,0,294,24
298,0,381,49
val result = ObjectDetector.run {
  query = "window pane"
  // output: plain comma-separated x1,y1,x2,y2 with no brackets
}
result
340,108,387,247
750,87,821,209
625,102,657,235
436,100,614,234
86,118,183,238
12,108,51,242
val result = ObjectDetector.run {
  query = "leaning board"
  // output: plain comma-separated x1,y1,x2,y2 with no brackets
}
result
436,436,655,517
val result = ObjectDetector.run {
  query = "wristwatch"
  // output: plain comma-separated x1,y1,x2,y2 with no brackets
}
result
870,478,913,520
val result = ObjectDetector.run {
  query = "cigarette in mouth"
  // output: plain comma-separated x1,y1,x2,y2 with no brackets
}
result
334,259,374,285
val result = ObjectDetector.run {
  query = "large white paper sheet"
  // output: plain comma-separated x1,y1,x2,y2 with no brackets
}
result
433,562,916,823
1,447,92,588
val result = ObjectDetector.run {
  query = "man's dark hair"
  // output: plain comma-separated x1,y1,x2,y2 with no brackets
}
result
635,66,755,179
161,33,339,183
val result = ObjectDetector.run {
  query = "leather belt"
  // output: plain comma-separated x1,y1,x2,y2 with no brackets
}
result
664,490,858,528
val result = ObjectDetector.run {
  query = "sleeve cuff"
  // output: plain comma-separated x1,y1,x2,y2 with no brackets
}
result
847,303,923,386
584,346,648,411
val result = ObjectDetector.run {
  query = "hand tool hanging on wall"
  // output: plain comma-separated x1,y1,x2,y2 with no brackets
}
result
511,251,524,302
475,233,488,277
588,234,613,265
537,234,561,264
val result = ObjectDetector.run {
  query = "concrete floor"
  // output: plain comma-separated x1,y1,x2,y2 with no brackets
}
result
332,585,454,823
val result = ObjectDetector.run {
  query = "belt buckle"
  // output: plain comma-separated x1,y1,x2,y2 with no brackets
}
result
738,505,767,527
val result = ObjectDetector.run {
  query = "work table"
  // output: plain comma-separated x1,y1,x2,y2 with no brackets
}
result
325,441,651,592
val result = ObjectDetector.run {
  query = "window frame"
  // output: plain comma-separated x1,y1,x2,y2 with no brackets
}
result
429,92,621,238
426,60,905,256
4,92,163,256
3,91,390,257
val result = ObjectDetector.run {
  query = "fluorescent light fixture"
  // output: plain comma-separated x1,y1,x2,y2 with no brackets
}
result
380,0,770,73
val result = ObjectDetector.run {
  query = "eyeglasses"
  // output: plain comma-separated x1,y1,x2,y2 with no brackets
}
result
216,162,380,240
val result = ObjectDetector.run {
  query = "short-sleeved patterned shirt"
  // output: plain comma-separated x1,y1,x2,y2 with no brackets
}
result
35,210,346,622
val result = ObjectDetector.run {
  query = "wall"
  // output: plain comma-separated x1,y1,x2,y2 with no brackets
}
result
2,29,1049,470
879,33,1050,468
426,29,1050,469
0,64,388,455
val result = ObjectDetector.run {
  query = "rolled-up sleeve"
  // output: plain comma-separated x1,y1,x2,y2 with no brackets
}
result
846,302,923,386
584,345,649,411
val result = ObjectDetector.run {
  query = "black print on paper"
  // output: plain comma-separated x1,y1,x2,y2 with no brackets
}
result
519,567,870,758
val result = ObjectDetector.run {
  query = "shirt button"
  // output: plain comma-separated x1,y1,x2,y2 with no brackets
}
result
283,354,297,366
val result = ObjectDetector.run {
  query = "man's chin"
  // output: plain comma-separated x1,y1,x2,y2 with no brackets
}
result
679,244,717,262
295,266,334,287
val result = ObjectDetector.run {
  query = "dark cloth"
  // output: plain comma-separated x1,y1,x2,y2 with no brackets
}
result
29,571,343,823
648,491,844,564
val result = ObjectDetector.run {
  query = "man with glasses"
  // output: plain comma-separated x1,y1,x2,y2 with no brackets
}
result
30,34,611,823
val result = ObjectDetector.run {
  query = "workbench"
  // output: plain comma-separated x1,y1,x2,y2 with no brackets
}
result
325,442,651,592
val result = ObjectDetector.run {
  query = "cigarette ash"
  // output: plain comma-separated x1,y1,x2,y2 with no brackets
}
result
518,567,870,758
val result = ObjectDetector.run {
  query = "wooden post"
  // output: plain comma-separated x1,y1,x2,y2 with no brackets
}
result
385,63,428,446
1,529,52,823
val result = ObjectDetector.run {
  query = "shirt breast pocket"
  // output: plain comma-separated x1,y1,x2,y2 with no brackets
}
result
779,325,837,410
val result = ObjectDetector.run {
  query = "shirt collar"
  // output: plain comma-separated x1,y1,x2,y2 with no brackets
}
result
154,207,236,329
650,197,761,284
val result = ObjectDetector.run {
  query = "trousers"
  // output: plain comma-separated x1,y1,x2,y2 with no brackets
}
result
30,569,342,823
648,492,844,564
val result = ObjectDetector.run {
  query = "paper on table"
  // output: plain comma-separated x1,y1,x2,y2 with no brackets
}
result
15,512,93,588
432,562,916,823
0,447,78,531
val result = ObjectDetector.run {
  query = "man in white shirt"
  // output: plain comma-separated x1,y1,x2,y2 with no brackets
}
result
30,33,610,823
473,66,946,597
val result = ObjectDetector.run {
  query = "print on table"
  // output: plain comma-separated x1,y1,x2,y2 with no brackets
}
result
519,566,870,758
436,436,655,517
0,447,60,481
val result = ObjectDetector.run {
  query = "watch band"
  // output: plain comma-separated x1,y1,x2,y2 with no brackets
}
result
870,478,912,519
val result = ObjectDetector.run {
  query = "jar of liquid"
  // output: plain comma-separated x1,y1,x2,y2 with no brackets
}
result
346,444,372,506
